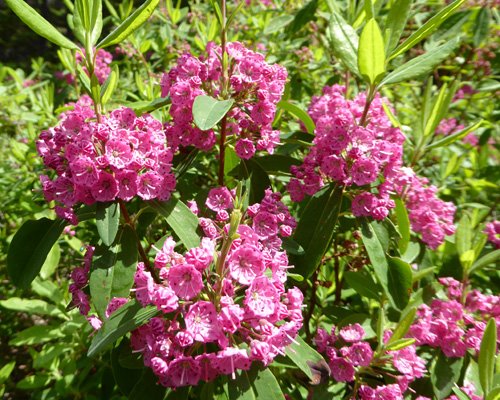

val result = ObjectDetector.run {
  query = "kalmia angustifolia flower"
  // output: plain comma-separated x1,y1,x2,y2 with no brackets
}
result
287,84,455,249
74,187,302,388
160,41,287,159
36,97,176,224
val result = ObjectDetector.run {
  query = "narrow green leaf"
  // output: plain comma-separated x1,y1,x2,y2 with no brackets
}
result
225,0,244,31
412,266,437,283
284,336,326,380
380,37,459,86
452,387,473,400
426,120,483,149
88,300,161,357
384,0,413,55
90,0,103,46
382,101,401,128
328,12,360,77
276,100,315,134
96,201,120,246
73,0,88,45
343,271,382,300
238,159,271,206
9,325,65,346
0,298,66,320
473,7,491,48
384,338,415,351
289,184,343,279
7,218,67,289
395,198,410,254
264,15,294,34
358,18,386,85
6,0,79,49
479,318,497,395
228,363,285,400
286,0,318,35
147,197,201,250
89,225,138,318
364,0,374,21
471,249,500,274
456,215,472,257
192,96,234,131
390,0,467,60
281,237,305,256
0,361,16,386
101,65,119,105
39,242,61,279
111,339,143,396
386,256,413,309
97,0,160,48
387,308,416,345
77,64,92,96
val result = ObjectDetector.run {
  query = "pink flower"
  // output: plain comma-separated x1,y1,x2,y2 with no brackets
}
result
105,297,128,318
244,275,279,318
328,357,355,382
228,245,266,285
168,263,203,300
205,187,233,212
235,138,256,159
339,323,365,342
185,301,220,342
92,172,119,202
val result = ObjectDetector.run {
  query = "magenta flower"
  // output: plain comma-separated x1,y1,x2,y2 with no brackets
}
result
205,187,233,212
328,357,355,382
227,245,265,285
244,275,279,318
168,263,203,300
339,323,365,342
185,301,220,342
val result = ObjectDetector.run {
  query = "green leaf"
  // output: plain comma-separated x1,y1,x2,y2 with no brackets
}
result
359,219,412,310
380,37,459,86
423,81,458,138
473,7,491,48
486,388,500,400
386,256,412,310
479,318,497,395
5,0,78,49
88,300,161,357
384,338,415,351
328,12,360,77
111,339,143,396
96,201,120,246
383,0,413,56
289,184,343,279
9,325,65,346
389,0,466,60
343,270,382,300
425,120,483,149
90,0,103,46
238,159,272,206
452,387,473,400
192,96,234,131
147,197,201,250
33,343,68,369
224,147,240,177
286,0,317,35
97,0,160,48
394,198,410,254
285,336,326,380
456,214,472,257
7,218,67,289
39,242,61,279
412,266,437,283
358,18,386,85
431,351,464,399
0,361,15,386
89,225,138,318
128,368,170,399
0,298,66,320
276,100,315,134
281,237,305,256
264,15,294,34
17,373,51,390
471,249,500,274
228,363,284,400
73,0,88,45
101,65,119,105
254,155,301,175
387,308,416,345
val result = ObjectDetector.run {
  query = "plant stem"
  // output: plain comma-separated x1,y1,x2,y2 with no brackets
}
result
118,199,160,284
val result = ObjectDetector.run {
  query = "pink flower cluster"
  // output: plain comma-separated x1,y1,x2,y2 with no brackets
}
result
58,48,112,85
287,84,406,221
202,186,297,251
314,322,426,397
484,220,500,248
287,84,456,249
391,170,455,249
121,189,303,387
407,277,500,357
160,41,287,158
36,99,176,221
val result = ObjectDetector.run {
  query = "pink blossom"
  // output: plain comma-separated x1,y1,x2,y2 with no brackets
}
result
168,263,203,300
